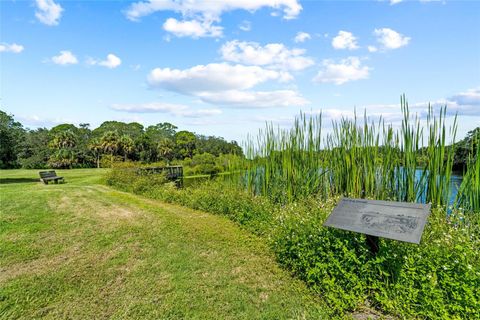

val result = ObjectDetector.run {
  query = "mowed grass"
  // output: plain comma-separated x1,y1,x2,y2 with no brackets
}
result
0,169,327,319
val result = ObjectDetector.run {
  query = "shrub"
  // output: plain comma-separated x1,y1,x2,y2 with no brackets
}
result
105,171,480,318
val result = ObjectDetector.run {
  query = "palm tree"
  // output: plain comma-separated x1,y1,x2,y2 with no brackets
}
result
157,138,175,163
120,135,135,161
88,138,102,168
100,131,120,156
50,130,76,149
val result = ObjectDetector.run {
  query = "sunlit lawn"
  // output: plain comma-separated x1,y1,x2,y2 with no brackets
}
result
0,169,326,319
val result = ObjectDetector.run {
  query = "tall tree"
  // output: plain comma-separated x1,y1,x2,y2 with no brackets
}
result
18,128,51,168
157,137,175,162
175,131,196,159
100,131,121,156
88,138,103,168
0,110,25,168
48,130,78,168
120,135,135,161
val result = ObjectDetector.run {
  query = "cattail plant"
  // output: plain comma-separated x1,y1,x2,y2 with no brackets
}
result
238,96,460,208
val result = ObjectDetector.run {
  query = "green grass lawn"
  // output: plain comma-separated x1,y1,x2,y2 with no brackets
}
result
0,169,327,319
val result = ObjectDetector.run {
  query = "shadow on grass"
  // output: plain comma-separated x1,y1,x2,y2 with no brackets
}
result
0,178,40,184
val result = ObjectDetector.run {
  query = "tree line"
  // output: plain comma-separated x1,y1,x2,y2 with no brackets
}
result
0,110,243,174
1,110,477,173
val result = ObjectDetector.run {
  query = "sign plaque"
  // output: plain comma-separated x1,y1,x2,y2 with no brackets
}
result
324,198,431,245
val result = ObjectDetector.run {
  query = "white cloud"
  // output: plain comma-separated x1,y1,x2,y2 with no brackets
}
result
390,0,403,5
125,0,302,21
0,43,24,53
294,32,311,43
220,40,314,72
17,115,73,128
374,28,411,50
125,0,302,38
367,45,378,53
51,50,78,65
449,87,480,106
147,63,288,93
147,62,307,108
35,0,63,26
351,87,480,120
163,18,223,38
239,20,251,31
88,54,122,68
111,102,222,118
198,90,309,108
313,57,370,85
332,31,359,50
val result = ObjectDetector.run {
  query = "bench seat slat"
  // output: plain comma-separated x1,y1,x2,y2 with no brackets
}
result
39,171,64,184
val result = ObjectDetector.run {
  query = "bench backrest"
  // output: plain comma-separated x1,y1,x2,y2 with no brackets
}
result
39,171,58,178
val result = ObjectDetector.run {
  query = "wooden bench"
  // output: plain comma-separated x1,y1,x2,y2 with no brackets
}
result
39,171,64,184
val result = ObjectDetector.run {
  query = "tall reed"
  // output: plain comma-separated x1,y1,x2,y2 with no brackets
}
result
455,132,480,212
241,96,459,207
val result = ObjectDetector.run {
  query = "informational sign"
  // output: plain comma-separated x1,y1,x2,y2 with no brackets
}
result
324,198,431,244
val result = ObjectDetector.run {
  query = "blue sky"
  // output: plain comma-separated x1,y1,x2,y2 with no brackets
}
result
1,0,479,142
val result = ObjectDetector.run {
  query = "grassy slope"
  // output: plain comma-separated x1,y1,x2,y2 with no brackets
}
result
0,169,326,319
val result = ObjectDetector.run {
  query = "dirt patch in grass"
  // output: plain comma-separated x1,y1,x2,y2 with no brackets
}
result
54,193,146,224
0,243,139,284
0,245,82,283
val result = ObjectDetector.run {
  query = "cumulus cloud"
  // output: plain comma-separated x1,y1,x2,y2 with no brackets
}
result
0,43,24,53
51,50,78,65
449,87,480,106
88,54,122,68
255,87,480,129
125,0,302,38
147,63,288,93
294,32,311,43
313,57,370,85
220,40,314,72
111,102,222,118
147,62,307,108
367,45,378,53
390,0,403,5
163,18,223,38
35,0,63,26
355,88,480,121
374,28,411,50
332,31,359,50
198,90,309,108
125,0,302,21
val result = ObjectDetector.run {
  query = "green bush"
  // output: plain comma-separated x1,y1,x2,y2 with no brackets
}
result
273,200,480,318
104,171,480,318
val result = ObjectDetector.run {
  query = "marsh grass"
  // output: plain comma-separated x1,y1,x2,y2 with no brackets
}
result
242,95,465,209
455,131,480,212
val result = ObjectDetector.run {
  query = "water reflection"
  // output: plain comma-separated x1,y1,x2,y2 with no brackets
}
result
184,170,463,205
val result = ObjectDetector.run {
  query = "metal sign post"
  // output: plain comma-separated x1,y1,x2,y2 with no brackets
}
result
324,198,431,254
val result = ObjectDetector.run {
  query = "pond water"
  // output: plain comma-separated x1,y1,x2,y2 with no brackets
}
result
184,170,464,205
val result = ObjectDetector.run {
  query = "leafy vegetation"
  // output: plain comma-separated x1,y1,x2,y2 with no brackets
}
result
106,97,480,318
106,168,480,319
2,96,479,318
0,111,243,174
242,98,460,208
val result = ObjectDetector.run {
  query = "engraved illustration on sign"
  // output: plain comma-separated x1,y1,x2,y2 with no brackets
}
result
324,198,431,244
360,213,418,234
